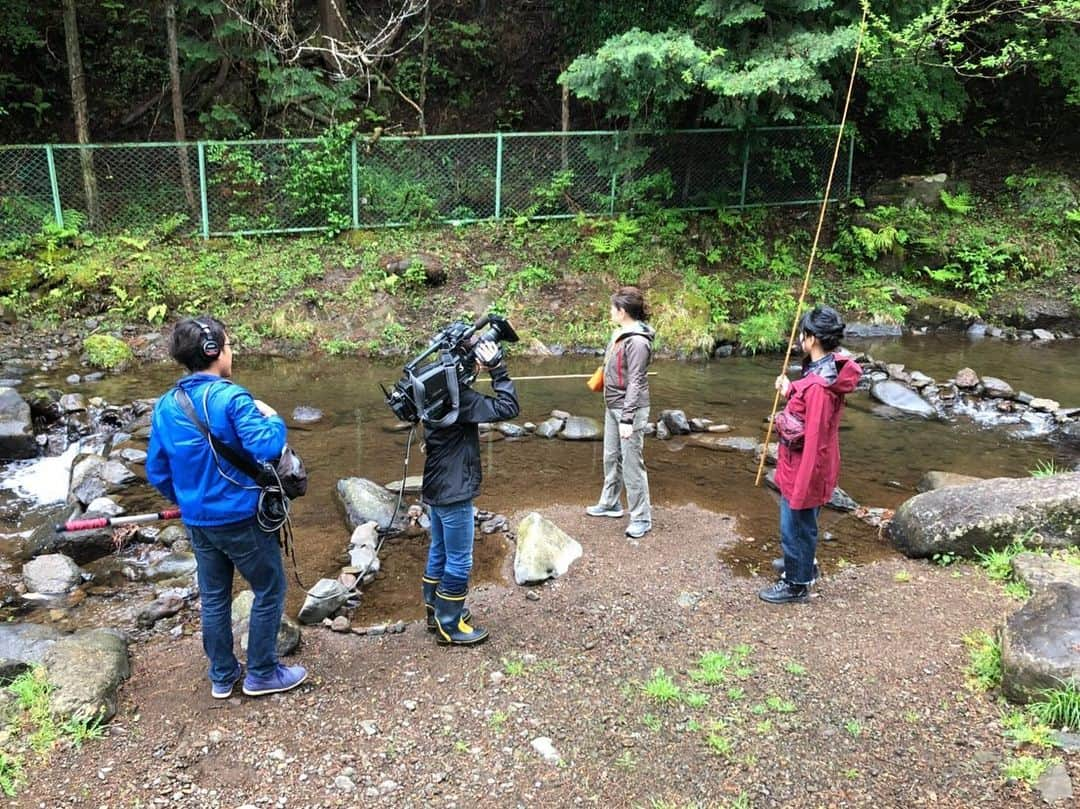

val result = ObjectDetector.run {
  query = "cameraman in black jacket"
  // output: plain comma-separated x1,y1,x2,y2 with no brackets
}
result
422,339,519,645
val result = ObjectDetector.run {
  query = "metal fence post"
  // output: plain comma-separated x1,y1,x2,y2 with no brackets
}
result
44,145,64,227
738,135,751,208
197,141,209,240
494,132,504,219
609,133,618,216
846,128,855,197
351,138,360,229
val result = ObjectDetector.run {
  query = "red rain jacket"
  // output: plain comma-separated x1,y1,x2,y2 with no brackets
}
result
774,354,862,510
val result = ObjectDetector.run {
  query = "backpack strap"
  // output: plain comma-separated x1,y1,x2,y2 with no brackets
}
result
174,386,263,482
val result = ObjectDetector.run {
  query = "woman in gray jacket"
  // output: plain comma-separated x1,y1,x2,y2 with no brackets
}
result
586,286,655,538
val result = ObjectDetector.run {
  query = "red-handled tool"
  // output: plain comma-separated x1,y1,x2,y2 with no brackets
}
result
55,508,181,533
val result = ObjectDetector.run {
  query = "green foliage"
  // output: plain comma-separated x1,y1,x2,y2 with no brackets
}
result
1028,681,1080,730
641,668,682,703
1030,459,1063,479
737,311,789,354
82,334,133,370
940,189,975,215
963,629,1002,692
283,123,355,234
1001,754,1059,788
588,215,641,256
1000,709,1058,749
973,539,1029,583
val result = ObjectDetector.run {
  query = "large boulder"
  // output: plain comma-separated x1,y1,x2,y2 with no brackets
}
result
869,381,935,418
889,473,1080,559
68,454,137,506
916,471,983,492
336,477,405,531
905,297,980,330
43,628,130,722
0,624,62,681
0,386,37,460
558,415,601,441
990,291,1080,332
231,590,301,656
1001,584,1080,704
22,553,84,595
513,512,583,585
1012,553,1080,594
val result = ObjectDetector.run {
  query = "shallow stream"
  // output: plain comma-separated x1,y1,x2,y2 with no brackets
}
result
2,334,1077,627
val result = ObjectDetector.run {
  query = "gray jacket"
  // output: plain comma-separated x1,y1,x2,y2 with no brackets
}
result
603,322,655,423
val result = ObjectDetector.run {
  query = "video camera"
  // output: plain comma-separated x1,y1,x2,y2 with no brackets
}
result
381,313,518,427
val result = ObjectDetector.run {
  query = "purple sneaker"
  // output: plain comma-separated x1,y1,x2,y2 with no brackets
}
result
211,664,243,699
242,664,308,697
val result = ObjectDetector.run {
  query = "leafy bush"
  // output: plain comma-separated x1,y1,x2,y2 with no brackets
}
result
1028,681,1080,730
82,334,133,369
283,123,354,234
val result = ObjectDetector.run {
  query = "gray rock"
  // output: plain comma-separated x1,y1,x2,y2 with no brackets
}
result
890,473,1080,559
86,497,124,517
1001,584,1080,704
513,512,583,585
23,553,84,594
916,471,983,492
384,475,423,494
0,624,62,680
1035,761,1073,805
25,388,64,423
146,552,197,582
660,410,692,435
686,435,758,453
157,524,188,547
231,590,301,656
1011,553,1080,594
655,421,671,440
43,628,129,721
0,386,37,460
59,393,87,413
497,422,527,438
844,322,903,338
1030,397,1060,412
966,323,987,338
297,579,350,625
336,477,405,531
909,371,935,389
530,736,562,765
136,593,186,628
869,381,935,418
980,377,1015,399
1032,328,1056,341
689,418,712,432
558,415,602,441
534,417,565,439
113,447,147,464
954,367,979,389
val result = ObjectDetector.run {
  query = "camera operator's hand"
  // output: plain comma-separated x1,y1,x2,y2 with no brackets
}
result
475,339,501,370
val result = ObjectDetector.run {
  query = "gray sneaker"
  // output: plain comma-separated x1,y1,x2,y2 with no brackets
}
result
625,522,651,539
586,504,623,518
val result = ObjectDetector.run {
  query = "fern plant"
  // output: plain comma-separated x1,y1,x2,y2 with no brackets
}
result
940,189,976,215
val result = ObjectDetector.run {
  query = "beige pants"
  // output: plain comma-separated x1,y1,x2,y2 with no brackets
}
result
598,407,652,525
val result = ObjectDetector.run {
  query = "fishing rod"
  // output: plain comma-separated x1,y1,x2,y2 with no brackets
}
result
55,508,181,533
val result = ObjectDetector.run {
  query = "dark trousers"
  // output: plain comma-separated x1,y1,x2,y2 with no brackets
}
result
780,497,819,585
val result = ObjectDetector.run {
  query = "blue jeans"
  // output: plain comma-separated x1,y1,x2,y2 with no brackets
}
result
780,497,819,585
424,499,475,595
189,518,286,684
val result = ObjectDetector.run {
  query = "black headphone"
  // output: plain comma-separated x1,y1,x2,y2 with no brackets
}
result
194,319,221,358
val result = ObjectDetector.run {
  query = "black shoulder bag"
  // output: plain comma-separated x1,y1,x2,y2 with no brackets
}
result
174,387,308,500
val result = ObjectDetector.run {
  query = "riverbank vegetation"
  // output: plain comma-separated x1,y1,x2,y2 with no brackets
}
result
1,161,1076,357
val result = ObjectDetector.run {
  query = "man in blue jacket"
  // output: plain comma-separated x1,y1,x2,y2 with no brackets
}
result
146,316,307,699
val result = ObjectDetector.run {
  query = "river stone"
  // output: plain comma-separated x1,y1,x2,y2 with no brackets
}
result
534,417,564,439
497,422,527,438
1032,328,1056,341
869,380,935,418
43,628,129,722
384,476,423,494
954,367,979,389
136,593,186,629
888,472,1080,559
60,393,87,413
23,554,84,594
655,421,671,440
86,497,124,517
0,386,37,460
0,624,62,680
231,590,301,656
687,434,758,453
25,388,64,423
916,471,983,492
297,578,350,624
558,415,601,441
1011,553,1080,594
763,470,859,512
979,376,1015,399
905,297,979,330
513,512,583,585
145,551,197,582
1001,584,1080,704
1035,761,1073,805
1029,397,1060,412
113,447,147,464
291,406,323,424
660,410,692,435
157,524,188,547
337,477,405,531
909,371,934,389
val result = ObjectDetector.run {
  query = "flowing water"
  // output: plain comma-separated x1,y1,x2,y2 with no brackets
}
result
2,335,1077,627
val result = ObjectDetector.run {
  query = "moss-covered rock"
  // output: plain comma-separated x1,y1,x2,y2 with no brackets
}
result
904,296,979,330
649,282,713,354
82,334,134,370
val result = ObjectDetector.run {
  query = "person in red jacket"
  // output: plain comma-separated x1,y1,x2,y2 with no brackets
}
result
760,305,862,604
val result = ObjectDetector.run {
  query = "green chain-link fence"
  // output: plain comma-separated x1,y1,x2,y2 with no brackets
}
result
0,126,853,242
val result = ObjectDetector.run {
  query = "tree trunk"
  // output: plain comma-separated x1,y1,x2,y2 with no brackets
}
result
166,1,197,215
62,0,100,228
318,0,348,74
417,1,431,134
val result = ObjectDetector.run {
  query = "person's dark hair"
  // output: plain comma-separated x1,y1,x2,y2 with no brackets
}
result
170,316,227,372
799,305,845,351
611,286,649,322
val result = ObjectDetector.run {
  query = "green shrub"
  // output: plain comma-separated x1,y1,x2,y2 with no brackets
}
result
82,334,133,370
1028,681,1080,729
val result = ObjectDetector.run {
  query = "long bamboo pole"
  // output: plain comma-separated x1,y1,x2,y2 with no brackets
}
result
754,3,869,487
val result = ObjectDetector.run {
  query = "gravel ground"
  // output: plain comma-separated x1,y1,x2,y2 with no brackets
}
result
13,503,1071,808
